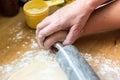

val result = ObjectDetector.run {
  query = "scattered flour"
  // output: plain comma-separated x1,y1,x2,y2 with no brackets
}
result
1,50,120,80
30,38,39,49
6,46,10,49
16,31,23,39
11,31,24,43
17,22,22,27
83,53,120,80
0,49,55,80
1,25,120,80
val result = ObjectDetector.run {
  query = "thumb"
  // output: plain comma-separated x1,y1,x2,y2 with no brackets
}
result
63,25,80,45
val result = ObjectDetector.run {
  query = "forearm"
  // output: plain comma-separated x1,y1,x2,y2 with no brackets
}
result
73,0,110,19
81,0,120,37
89,0,110,7
76,0,108,9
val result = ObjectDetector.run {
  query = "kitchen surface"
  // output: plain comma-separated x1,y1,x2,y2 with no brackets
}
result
1,2,120,80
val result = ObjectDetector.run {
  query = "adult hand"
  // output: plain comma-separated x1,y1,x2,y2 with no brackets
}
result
44,31,67,49
36,0,96,49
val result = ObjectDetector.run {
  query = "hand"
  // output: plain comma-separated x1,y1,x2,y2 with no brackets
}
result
36,0,95,48
44,31,67,49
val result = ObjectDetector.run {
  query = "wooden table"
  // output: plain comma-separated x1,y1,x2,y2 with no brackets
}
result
0,8,120,80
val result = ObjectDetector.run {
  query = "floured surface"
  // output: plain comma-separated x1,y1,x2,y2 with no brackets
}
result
1,49,120,80
0,49,57,80
83,53,120,80
1,8,120,80
8,61,68,80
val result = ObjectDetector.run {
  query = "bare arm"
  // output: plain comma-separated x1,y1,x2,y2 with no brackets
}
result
36,0,111,49
44,0,120,49
81,0,120,37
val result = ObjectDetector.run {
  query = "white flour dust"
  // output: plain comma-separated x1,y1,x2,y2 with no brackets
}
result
0,25,56,80
83,53,120,80
30,38,39,49
1,51,120,80
0,49,55,80
1,26,120,80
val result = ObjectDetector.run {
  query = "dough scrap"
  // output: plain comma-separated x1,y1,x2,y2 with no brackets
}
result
8,61,68,80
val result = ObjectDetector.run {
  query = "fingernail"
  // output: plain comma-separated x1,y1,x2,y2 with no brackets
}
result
63,41,68,45
63,40,73,45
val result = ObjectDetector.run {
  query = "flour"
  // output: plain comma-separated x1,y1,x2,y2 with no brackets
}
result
17,22,22,27
1,26,120,80
10,31,24,43
1,50,120,80
0,28,56,80
16,31,23,39
16,51,21,55
6,46,10,49
83,53,120,80
30,38,39,49
0,49,55,80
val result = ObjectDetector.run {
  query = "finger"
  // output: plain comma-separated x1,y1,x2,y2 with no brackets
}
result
39,22,63,36
37,23,63,44
63,25,80,45
44,31,67,49
37,34,45,48
36,17,50,37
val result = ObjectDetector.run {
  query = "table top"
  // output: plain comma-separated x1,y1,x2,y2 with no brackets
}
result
0,8,120,80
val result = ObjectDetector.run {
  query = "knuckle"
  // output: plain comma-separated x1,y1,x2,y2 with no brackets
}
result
52,22,63,30
73,27,80,34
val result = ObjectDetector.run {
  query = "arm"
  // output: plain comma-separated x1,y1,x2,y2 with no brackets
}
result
81,0,120,37
36,0,110,49
43,0,120,49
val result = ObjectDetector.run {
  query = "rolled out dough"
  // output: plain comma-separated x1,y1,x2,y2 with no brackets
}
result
8,61,68,80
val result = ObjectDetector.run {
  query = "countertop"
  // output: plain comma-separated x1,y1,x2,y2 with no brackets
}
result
0,8,120,80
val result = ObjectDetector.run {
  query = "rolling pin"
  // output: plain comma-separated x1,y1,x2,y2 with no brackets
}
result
54,43,100,80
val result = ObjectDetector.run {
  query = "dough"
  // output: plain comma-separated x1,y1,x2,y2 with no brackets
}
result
8,61,68,80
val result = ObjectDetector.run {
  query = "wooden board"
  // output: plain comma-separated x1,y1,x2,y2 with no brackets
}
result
0,8,120,80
